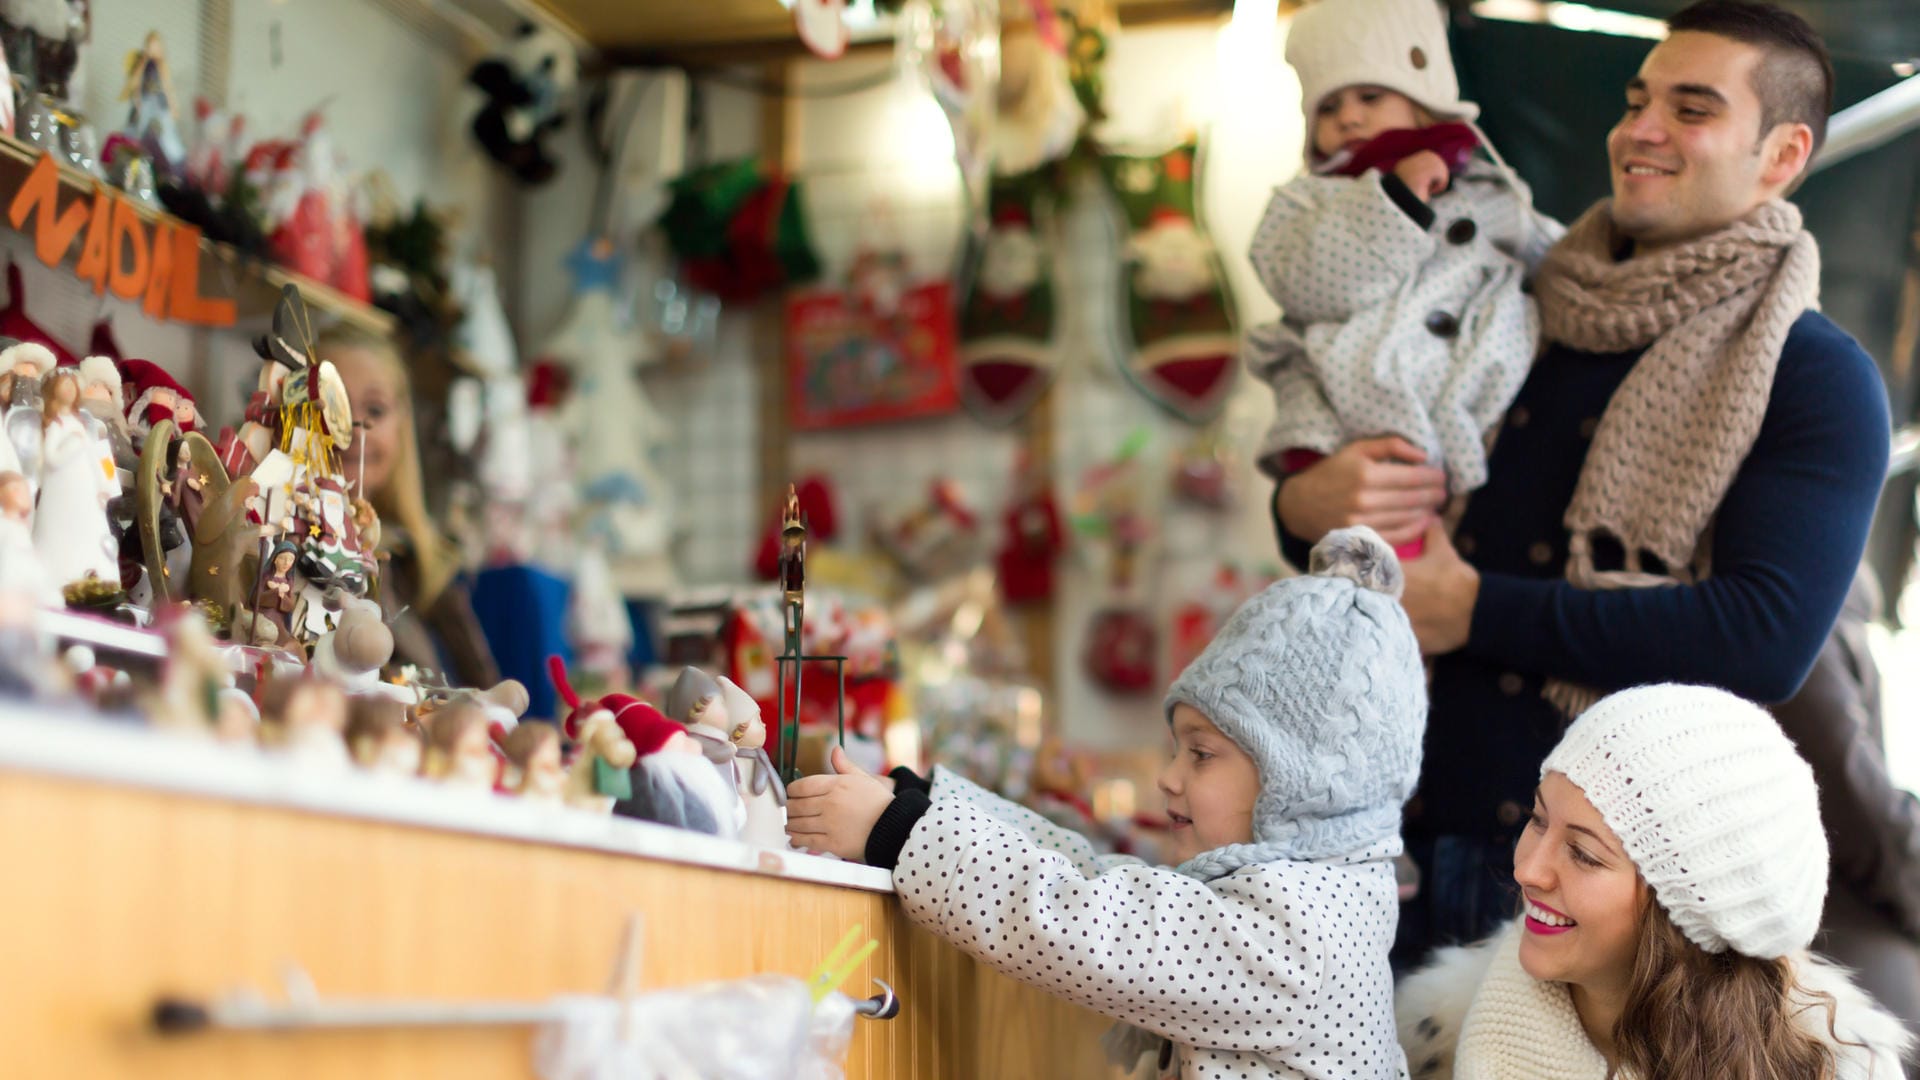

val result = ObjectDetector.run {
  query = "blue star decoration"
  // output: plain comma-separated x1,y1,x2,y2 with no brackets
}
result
564,235,624,294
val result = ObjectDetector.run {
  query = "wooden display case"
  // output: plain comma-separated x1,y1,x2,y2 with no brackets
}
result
0,707,1126,1079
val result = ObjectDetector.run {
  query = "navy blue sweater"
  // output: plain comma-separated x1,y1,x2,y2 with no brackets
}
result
1278,310,1890,836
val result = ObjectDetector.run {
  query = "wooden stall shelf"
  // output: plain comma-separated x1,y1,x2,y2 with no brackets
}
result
0,707,1126,1079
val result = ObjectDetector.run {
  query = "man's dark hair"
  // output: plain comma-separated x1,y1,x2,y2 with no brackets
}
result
1667,0,1835,156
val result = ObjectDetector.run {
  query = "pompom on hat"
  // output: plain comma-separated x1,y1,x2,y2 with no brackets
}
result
1542,684,1829,959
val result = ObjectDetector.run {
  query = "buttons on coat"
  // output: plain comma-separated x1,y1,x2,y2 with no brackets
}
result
1507,405,1529,429
1528,541,1555,565
1499,672,1525,696
1497,801,1526,827
1446,218,1477,245
1425,311,1460,338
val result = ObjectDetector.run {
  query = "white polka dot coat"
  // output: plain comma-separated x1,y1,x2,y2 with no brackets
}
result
894,768,1410,1079
1244,161,1563,494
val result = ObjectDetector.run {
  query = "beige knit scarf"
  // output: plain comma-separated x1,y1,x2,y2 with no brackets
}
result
1528,199,1820,717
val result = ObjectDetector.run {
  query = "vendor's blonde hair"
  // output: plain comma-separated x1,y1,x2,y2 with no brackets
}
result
313,325,457,609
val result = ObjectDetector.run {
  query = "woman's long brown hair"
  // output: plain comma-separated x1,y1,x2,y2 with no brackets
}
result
313,326,456,610
1610,902,1845,1079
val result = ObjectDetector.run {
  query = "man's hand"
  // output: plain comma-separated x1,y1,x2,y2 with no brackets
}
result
1401,520,1480,655
1276,436,1448,548
1393,150,1450,202
785,746,895,861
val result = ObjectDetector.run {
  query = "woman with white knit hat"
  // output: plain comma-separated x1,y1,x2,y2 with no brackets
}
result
1396,683,1912,1078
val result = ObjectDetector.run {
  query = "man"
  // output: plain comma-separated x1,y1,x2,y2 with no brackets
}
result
1268,0,1891,968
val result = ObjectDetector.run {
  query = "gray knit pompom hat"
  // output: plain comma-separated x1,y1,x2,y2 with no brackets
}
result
1164,526,1426,861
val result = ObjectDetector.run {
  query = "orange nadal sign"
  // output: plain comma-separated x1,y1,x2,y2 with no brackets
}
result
6,151,236,327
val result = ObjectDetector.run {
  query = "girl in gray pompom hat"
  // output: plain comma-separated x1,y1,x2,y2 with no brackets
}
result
787,526,1427,1079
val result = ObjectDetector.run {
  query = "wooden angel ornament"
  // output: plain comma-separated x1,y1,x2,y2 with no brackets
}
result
501,721,567,801
346,695,421,776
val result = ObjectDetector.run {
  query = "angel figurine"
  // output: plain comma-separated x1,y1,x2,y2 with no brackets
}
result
718,675,788,849
120,32,185,176
32,369,119,588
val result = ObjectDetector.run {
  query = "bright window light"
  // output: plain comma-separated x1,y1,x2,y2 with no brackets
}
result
1470,0,1668,40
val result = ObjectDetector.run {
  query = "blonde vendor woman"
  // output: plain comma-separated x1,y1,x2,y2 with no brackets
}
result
1397,684,1912,1079
319,326,498,688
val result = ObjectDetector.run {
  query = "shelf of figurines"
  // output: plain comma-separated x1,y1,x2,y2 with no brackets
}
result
0,685,893,895
0,132,394,336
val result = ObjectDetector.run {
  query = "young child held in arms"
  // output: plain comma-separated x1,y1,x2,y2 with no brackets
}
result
1249,0,1561,557
787,527,1426,1078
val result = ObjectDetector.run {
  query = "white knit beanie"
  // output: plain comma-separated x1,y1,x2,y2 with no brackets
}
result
1285,0,1479,126
1541,684,1828,960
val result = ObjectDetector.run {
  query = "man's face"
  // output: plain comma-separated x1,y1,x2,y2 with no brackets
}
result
1607,31,1805,249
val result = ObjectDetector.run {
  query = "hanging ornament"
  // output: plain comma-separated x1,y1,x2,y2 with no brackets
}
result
1100,141,1239,424
957,169,1057,426
989,7,1083,175
795,0,851,59
897,0,1000,221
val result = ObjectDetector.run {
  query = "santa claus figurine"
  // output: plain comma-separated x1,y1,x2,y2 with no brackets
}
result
119,358,200,451
1,341,56,479
75,356,134,470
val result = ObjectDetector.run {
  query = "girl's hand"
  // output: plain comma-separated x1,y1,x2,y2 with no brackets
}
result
785,746,894,861
1393,150,1450,201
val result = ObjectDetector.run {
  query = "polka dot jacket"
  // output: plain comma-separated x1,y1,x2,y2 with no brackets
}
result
894,768,1410,1079
1245,162,1563,495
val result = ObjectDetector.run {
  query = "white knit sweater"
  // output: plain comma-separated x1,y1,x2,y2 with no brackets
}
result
1396,919,1913,1080
895,768,1409,1079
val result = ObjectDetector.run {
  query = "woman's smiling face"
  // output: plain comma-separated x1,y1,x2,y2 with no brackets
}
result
1513,772,1649,991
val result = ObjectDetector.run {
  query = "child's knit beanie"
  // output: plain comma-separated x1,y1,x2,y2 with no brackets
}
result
1164,526,1425,863
1542,684,1828,959
1285,0,1479,125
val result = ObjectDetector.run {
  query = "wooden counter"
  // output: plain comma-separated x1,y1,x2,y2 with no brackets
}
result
0,710,1125,1079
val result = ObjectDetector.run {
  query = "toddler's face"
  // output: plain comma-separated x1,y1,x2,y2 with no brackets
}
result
1158,704,1260,864
1312,85,1426,159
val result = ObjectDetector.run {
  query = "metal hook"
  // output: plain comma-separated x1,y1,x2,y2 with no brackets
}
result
852,978,899,1020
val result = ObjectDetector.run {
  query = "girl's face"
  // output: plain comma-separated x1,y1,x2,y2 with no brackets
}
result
1157,704,1260,864
332,346,403,498
48,374,77,410
1513,772,1648,993
1312,85,1426,158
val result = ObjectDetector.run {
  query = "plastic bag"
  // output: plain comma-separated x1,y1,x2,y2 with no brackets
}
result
532,975,856,1080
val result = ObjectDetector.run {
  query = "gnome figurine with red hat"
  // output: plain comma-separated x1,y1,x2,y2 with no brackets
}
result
611,700,735,836
549,656,732,832
120,359,200,453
